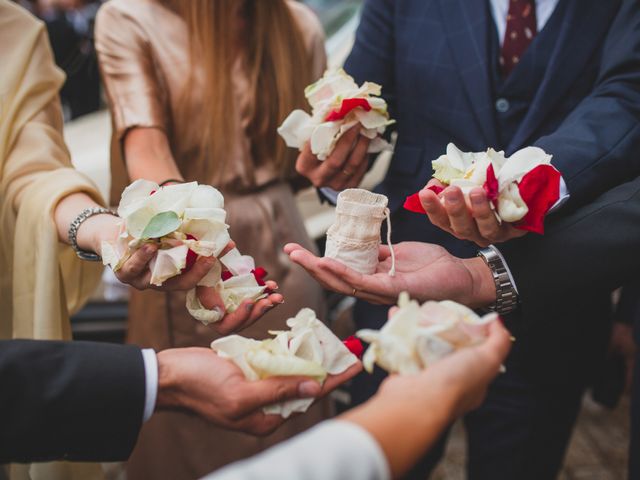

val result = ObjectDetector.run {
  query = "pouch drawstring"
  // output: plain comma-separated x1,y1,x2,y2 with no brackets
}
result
384,208,396,277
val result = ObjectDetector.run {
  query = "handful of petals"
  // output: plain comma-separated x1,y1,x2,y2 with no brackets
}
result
357,293,498,375
277,69,395,160
101,179,268,324
211,308,359,418
404,143,561,234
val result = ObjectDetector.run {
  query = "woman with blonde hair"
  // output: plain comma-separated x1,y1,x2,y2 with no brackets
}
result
95,0,329,477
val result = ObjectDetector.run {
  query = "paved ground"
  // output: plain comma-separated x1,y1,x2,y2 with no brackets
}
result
432,394,631,480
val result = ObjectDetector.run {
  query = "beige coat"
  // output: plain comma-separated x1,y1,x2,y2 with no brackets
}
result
0,1,104,478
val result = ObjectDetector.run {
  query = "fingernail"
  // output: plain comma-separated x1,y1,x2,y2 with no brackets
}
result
445,192,459,204
246,304,253,313
278,299,285,305
471,194,484,205
298,381,320,398
262,304,274,314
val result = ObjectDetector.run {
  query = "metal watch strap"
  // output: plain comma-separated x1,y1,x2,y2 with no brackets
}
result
477,246,518,315
68,207,116,262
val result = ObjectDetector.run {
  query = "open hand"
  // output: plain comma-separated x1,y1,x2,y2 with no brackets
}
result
196,282,284,336
419,181,527,247
295,125,370,190
156,348,362,436
285,242,496,308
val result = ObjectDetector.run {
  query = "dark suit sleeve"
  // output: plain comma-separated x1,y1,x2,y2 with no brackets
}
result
0,340,147,463
498,176,640,310
344,0,396,117
535,0,640,208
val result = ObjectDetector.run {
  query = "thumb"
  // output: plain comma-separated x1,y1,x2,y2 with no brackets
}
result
197,285,225,311
237,377,321,414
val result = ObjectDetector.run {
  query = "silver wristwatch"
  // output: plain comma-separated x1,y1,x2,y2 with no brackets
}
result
477,246,518,315
68,207,116,262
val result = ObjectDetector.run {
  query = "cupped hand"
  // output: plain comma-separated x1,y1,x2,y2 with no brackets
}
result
112,241,236,292
196,281,285,336
295,125,370,190
156,348,362,436
419,182,527,247
285,242,495,308
378,320,512,418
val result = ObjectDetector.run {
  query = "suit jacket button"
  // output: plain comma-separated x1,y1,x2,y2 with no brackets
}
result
495,98,510,113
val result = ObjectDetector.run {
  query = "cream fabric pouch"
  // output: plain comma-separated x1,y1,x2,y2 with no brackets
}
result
325,189,395,276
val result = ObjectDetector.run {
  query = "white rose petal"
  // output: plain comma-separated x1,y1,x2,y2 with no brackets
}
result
188,184,225,209
357,293,497,375
185,288,224,326
497,146,552,189
210,308,358,418
149,244,189,286
117,179,158,218
279,69,395,161
220,248,255,276
277,110,315,150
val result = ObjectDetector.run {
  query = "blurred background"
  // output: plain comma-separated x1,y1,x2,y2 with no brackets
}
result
13,1,630,478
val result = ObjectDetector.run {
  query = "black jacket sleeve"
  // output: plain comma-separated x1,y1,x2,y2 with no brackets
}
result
0,340,147,463
499,175,640,309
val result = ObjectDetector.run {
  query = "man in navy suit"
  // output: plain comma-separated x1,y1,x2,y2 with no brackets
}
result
295,0,640,478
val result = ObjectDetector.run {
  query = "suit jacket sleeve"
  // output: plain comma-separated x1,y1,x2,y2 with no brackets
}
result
344,0,396,119
498,175,640,310
0,340,147,463
535,0,640,208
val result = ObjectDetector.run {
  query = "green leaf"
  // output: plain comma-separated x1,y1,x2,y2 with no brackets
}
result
141,211,181,239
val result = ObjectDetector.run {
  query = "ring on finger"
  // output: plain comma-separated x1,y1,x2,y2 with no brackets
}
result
352,288,357,297
342,169,354,177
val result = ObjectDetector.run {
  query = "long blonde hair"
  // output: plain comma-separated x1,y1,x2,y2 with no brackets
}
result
163,0,312,181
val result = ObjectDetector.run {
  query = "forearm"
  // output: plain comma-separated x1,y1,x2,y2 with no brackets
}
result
123,128,183,183
341,392,454,478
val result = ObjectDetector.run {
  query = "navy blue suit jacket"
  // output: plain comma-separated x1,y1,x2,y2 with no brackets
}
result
345,0,640,224
344,0,640,382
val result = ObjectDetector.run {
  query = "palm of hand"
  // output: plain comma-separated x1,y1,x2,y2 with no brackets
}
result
370,242,475,304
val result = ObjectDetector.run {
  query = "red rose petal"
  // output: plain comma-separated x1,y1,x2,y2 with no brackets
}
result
181,235,198,273
325,98,372,122
514,165,561,234
483,163,499,205
343,335,364,358
251,267,268,287
403,192,427,214
428,185,445,195
221,271,233,281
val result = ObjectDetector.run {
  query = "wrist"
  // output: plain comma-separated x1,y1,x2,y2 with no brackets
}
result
155,350,182,411
462,257,497,308
76,214,121,255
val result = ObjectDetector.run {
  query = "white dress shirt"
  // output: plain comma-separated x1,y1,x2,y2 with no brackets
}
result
489,0,560,45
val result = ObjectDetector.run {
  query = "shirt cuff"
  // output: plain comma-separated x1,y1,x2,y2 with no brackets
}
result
141,348,158,423
491,245,519,295
319,187,340,205
549,176,570,212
